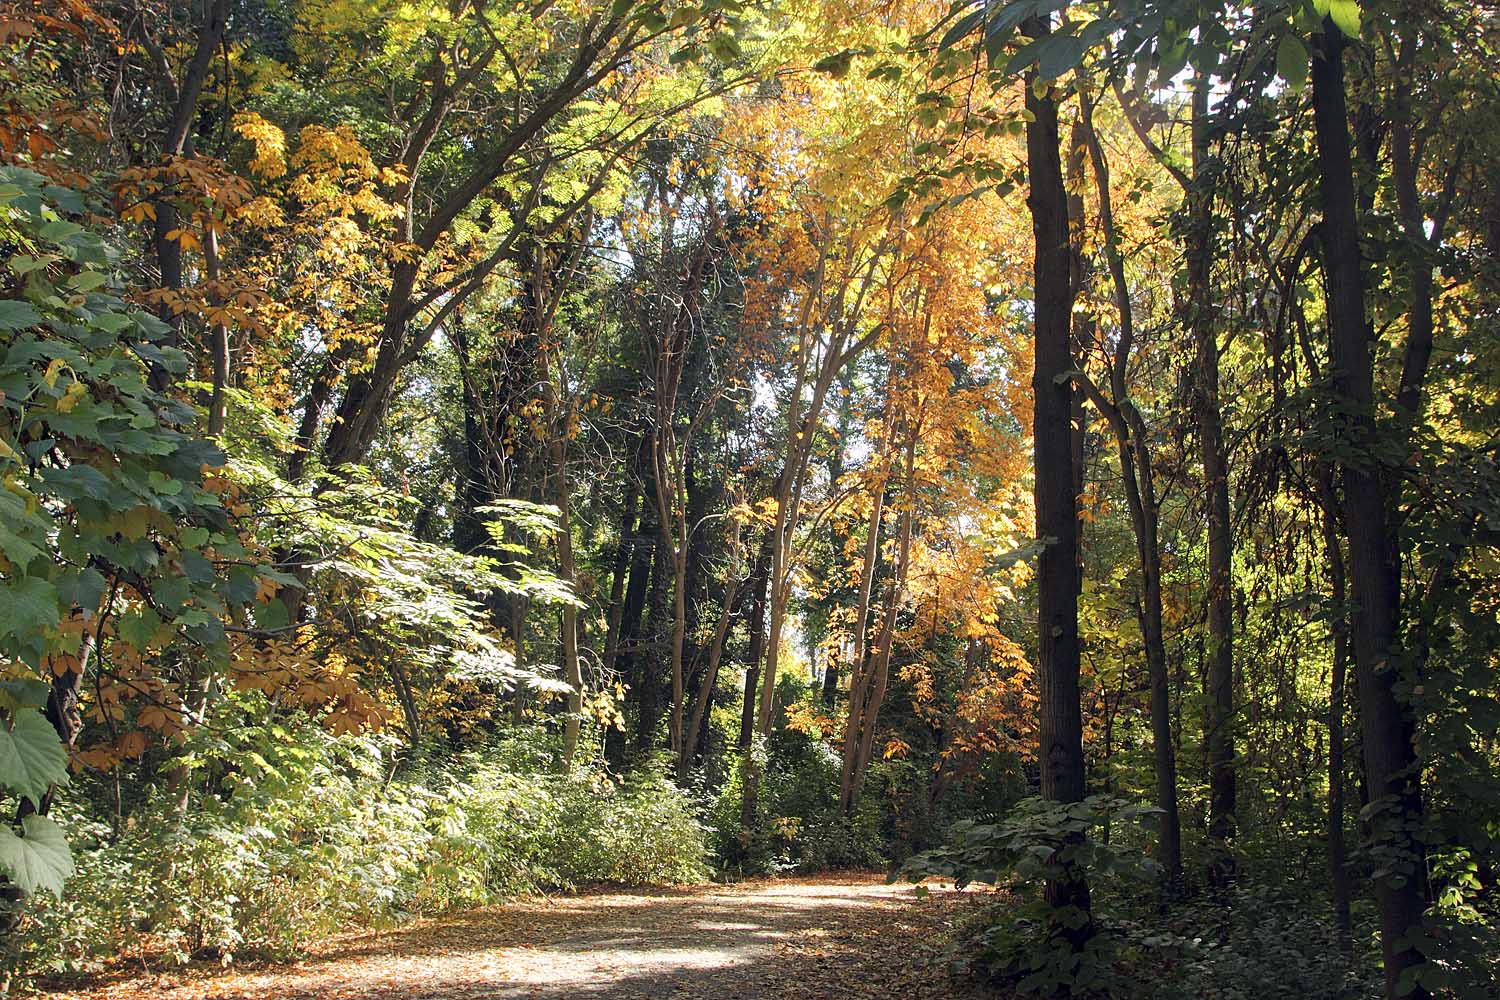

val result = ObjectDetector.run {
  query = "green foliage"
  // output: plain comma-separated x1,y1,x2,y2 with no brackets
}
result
0,166,249,654
1109,878,1382,1000
4,718,707,984
0,816,72,899
901,796,1162,996
709,730,885,876
0,710,68,805
236,454,578,703
902,795,1163,892
0,164,267,901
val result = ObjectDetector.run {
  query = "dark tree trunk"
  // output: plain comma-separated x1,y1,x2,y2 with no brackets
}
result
1316,466,1353,941
738,534,772,751
638,529,670,752
143,0,231,381
1187,74,1236,880
1311,21,1429,998
1076,94,1183,887
601,478,641,677
605,472,655,766
1024,18,1092,943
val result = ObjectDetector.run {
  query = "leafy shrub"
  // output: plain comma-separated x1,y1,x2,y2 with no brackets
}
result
901,795,1163,996
6,721,707,987
709,733,885,875
1109,879,1381,1000
906,799,1391,999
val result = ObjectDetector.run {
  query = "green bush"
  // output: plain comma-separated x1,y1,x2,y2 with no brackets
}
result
6,721,707,987
1110,879,1381,1000
904,800,1389,999
708,732,885,875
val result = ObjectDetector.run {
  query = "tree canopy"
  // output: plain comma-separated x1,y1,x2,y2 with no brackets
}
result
0,0,1497,996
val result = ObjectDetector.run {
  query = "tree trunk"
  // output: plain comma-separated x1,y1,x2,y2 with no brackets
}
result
1025,20,1092,942
838,430,891,810
1186,72,1236,880
738,534,772,751
638,533,670,752
1077,90,1183,889
1311,20,1429,997
601,479,640,677
551,413,583,769
842,430,916,813
1316,466,1353,942
606,469,654,765
681,521,743,776
143,0,231,381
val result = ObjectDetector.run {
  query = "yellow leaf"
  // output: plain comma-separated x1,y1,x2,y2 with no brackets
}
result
56,382,87,413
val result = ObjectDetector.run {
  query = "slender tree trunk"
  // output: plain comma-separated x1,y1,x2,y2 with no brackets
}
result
1025,21,1092,943
839,436,890,809
681,522,742,775
843,430,916,812
738,535,771,751
616,439,663,756
1316,466,1353,942
606,492,653,765
821,384,854,706
1311,21,1429,997
203,228,230,437
552,421,583,769
667,534,688,760
143,0,231,379
509,597,529,723
638,536,670,751
602,480,640,677
1186,73,1236,879
1077,91,1183,889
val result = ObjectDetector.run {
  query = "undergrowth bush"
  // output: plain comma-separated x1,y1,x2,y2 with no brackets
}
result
709,733,885,875
903,796,1389,999
7,720,707,987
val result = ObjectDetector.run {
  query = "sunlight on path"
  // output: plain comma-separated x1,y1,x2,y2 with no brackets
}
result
51,875,989,1000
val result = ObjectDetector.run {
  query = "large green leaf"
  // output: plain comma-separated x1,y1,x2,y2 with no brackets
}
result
0,576,60,642
0,709,69,804
1327,0,1360,38
0,815,73,898
1277,34,1309,93
0,300,42,331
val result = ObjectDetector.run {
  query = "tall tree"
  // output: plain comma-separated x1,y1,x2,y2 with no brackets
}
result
1310,15,1429,996
1024,12,1092,947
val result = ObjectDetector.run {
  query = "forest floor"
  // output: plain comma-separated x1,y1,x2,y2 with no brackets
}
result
49,874,995,1000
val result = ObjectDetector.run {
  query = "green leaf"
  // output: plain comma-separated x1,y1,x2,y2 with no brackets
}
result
68,270,107,292
1036,33,1083,80
812,49,857,78
706,32,741,62
1007,30,1085,80
0,576,60,642
1327,0,1360,37
0,709,69,804
55,567,107,616
0,679,52,712
37,220,82,243
1277,34,1309,93
117,607,162,651
254,597,290,631
0,300,43,331
937,8,983,52
0,815,73,898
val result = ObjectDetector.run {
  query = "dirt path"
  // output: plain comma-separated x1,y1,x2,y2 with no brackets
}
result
51,875,993,1000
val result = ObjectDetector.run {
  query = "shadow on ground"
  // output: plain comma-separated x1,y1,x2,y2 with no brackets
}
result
50,875,993,1000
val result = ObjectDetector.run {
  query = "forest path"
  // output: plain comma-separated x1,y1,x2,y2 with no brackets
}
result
55,874,993,1000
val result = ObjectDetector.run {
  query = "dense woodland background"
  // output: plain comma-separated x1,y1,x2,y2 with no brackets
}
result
0,0,1496,996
